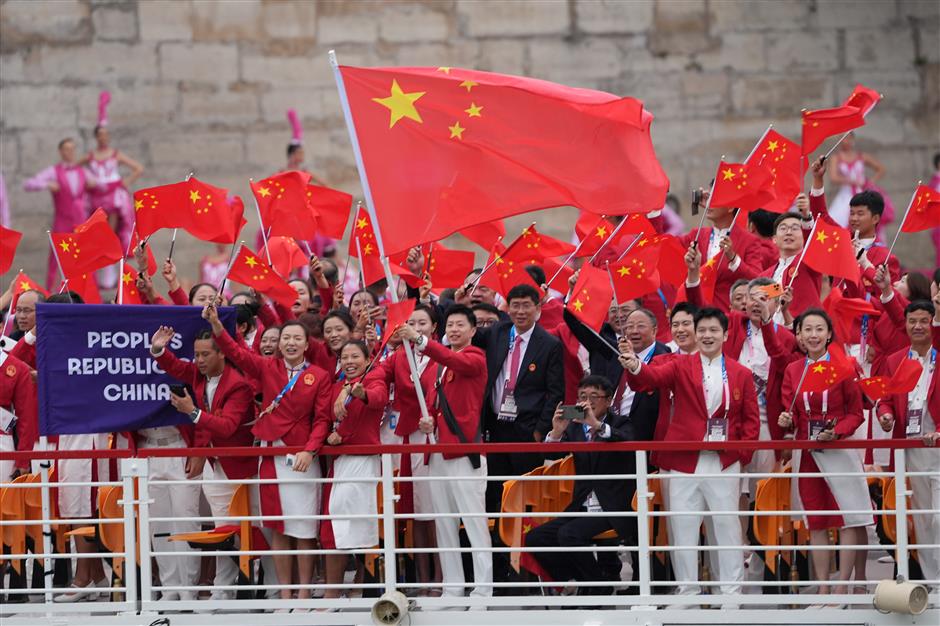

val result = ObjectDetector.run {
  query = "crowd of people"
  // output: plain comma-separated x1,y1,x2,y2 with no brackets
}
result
1,113,939,613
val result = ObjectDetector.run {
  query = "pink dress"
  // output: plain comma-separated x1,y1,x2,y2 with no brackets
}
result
85,150,134,249
199,256,231,298
830,155,895,240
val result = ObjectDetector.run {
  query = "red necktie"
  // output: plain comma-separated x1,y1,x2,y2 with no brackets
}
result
506,335,523,392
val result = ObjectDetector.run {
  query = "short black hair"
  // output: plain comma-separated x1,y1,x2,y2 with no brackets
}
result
412,303,439,327
472,302,500,317
193,329,219,350
188,282,217,304
905,300,936,318
772,211,803,232
577,374,613,398
340,339,369,359
235,303,256,328
46,292,79,304
323,309,354,331
731,278,750,293
524,264,546,287
849,190,884,217
350,288,379,307
58,137,74,150
287,143,302,158
280,320,309,339
748,208,777,238
445,304,477,328
506,283,541,305
905,272,932,302
320,258,339,284
694,307,728,332
670,301,698,321
933,152,940,170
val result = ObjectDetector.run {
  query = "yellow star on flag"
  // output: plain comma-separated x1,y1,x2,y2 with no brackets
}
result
722,168,736,181
812,364,826,373
464,102,483,118
19,281,29,290
595,226,607,239
766,140,779,152
258,187,271,198
134,199,143,210
459,79,478,92
437,67,451,74
122,272,133,284
372,79,425,128
364,243,375,255
356,217,368,230
572,299,584,312
816,231,829,244
245,256,258,268
617,266,629,277
59,240,70,252
449,121,466,140
189,190,201,203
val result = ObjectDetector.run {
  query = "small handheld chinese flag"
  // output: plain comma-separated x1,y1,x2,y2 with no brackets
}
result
565,264,612,332
801,106,865,156
306,183,354,240
349,207,419,287
424,243,475,290
10,270,48,310
226,246,299,308
858,358,923,402
119,266,144,305
51,208,123,277
609,243,660,303
135,177,245,244
900,185,940,233
746,130,806,213
260,236,307,278
823,286,881,344
709,160,775,212
0,225,22,274
800,216,861,284
798,345,857,394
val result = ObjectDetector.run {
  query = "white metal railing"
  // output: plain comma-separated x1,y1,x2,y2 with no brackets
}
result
0,444,937,625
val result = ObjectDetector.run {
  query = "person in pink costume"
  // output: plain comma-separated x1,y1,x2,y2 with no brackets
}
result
81,92,144,287
929,152,940,268
826,132,894,240
22,137,96,289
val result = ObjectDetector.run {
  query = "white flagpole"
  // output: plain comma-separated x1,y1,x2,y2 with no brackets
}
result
329,50,432,441
218,241,242,292
118,257,124,304
251,179,275,268
885,182,921,262
605,261,619,308
692,156,724,246
587,214,632,264
614,232,645,263
789,215,819,281
546,231,588,287
744,124,773,164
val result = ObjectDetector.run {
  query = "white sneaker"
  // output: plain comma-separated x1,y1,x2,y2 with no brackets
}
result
53,581,98,603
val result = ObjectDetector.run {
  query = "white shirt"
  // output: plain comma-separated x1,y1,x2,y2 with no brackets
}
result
492,325,535,412
908,349,935,419
739,322,770,383
205,373,222,412
706,227,730,262
700,353,725,417
619,343,655,417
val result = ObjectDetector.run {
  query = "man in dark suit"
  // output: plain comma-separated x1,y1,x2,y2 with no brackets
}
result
526,375,635,591
567,307,671,442
472,283,565,513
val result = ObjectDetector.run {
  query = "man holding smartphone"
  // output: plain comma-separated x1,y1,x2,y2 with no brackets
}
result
149,326,256,601
525,375,636,593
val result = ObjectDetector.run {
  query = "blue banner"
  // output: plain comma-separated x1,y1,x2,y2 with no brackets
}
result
36,304,236,436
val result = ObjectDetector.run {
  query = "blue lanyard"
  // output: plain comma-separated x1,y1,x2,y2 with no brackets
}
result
656,288,668,310
909,348,937,366
509,325,517,351
274,368,304,405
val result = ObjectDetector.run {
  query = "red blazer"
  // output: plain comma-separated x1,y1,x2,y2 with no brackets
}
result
374,348,436,437
1,353,38,469
215,329,332,452
9,336,35,368
779,356,864,441
876,346,940,443
679,226,764,312
547,323,584,404
330,373,388,448
538,297,565,332
753,237,780,272
870,292,910,376
155,350,258,479
423,341,487,459
626,353,761,472
762,261,821,318
640,285,676,344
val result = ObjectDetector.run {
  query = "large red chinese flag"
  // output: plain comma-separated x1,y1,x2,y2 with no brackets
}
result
746,130,806,213
60,271,101,304
349,207,419,287
801,216,860,283
798,345,857,393
858,358,923,402
566,264,612,332
900,185,940,233
843,83,881,117
226,246,299,308
822,286,881,344
0,225,22,274
306,184,353,239
134,177,245,243
338,65,669,254
51,208,123,277
646,234,687,287
252,171,316,238
801,106,865,156
516,225,576,262
260,236,307,278
709,160,775,212
609,243,660,302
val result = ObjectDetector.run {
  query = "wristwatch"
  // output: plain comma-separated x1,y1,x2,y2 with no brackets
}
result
189,408,201,423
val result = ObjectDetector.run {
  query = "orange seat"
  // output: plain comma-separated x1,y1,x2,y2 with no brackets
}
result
631,474,669,563
170,484,254,578
0,474,31,573
881,477,917,560
752,470,792,574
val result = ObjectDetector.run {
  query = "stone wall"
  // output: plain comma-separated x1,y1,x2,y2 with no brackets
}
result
2,0,938,289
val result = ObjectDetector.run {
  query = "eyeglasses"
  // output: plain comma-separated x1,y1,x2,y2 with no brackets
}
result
476,319,497,327
14,307,35,315
775,224,802,234
508,301,537,312
577,393,608,401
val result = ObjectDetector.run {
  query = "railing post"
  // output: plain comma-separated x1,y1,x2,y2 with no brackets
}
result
124,457,153,608
893,448,910,579
634,450,652,598
37,436,53,607
119,458,140,612
380,453,398,595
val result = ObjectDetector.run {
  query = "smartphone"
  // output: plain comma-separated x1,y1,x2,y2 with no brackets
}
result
560,405,586,421
285,454,296,468
691,188,703,214
168,384,187,398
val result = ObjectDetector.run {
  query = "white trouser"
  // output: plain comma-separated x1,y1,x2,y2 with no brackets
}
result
908,448,940,582
428,454,492,598
142,437,201,599
667,452,744,596
0,433,14,484
202,461,243,596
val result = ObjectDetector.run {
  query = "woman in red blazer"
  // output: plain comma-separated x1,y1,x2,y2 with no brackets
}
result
319,340,388,602
777,309,870,604
205,303,332,603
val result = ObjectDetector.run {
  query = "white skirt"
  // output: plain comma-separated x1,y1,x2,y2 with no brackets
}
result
407,430,435,521
329,455,380,549
57,433,111,519
791,447,873,528
272,446,322,539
